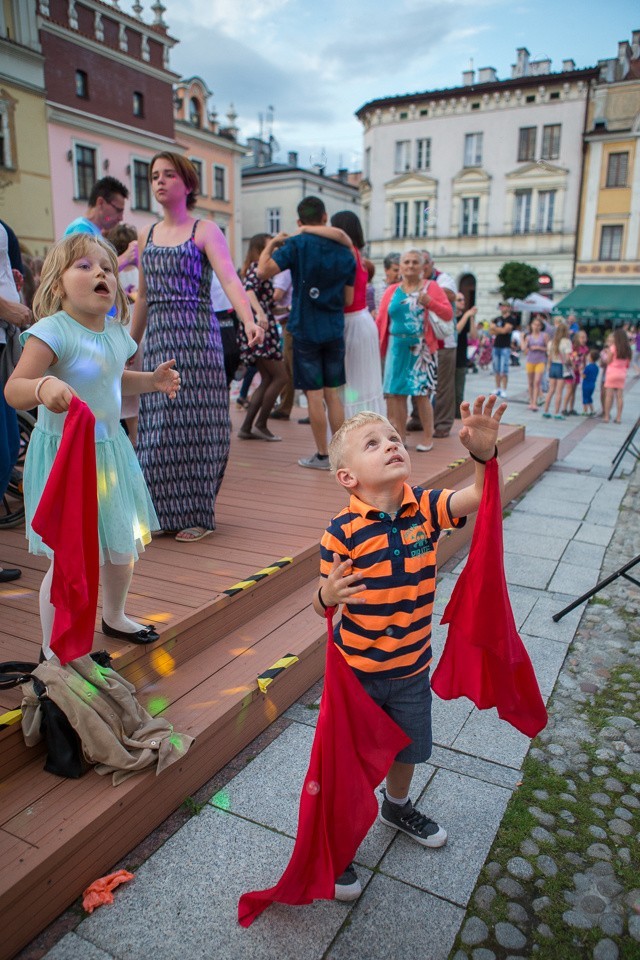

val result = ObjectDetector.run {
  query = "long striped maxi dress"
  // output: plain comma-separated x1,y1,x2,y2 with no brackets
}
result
137,220,231,532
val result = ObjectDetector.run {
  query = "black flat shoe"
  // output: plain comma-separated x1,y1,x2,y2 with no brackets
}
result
0,567,21,583
101,619,160,644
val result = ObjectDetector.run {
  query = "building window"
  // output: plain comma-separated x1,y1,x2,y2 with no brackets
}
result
541,124,561,160
189,97,201,128
190,159,204,195
75,70,88,99
518,127,536,162
267,208,281,233
599,225,623,261
133,91,144,117
416,138,431,170
394,140,410,173
606,152,628,188
414,200,429,238
0,102,13,168
75,144,96,200
364,147,371,181
213,165,225,200
537,190,556,232
461,197,480,236
464,132,483,167
513,189,532,234
133,159,151,210
394,201,408,238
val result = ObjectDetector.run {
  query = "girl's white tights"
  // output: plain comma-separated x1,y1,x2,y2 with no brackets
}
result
39,558,144,657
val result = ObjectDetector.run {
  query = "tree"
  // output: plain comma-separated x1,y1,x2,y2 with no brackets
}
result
498,262,539,301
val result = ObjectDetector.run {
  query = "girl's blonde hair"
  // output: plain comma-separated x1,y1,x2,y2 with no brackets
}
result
33,234,129,323
550,321,569,356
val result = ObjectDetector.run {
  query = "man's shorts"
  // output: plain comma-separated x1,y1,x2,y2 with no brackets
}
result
293,337,346,391
357,668,432,764
492,347,511,376
525,361,546,375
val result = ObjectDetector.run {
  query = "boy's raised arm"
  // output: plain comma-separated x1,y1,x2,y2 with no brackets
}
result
449,395,506,518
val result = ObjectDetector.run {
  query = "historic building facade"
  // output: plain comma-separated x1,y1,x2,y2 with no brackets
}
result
173,76,246,264
39,0,178,238
576,33,640,286
0,0,53,254
357,49,598,316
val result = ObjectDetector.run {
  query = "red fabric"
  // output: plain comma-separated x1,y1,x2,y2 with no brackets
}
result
376,280,450,359
238,610,410,927
82,870,135,913
31,397,99,665
431,458,547,738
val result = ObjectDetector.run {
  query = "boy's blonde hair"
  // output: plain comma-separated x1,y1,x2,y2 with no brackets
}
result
33,234,129,323
329,411,395,473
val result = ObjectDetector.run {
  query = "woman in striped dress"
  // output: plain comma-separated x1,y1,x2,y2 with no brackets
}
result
131,152,262,542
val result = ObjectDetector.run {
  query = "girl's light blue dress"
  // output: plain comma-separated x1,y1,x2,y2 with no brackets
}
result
20,311,159,564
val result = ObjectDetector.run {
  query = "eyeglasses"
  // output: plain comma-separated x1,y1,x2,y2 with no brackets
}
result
106,199,125,215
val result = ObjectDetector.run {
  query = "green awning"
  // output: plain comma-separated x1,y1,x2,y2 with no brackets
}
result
554,285,640,323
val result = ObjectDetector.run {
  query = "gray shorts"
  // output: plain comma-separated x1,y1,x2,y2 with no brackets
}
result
357,668,433,765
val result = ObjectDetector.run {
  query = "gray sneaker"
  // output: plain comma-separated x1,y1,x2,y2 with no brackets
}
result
334,863,362,901
379,790,447,847
298,453,330,470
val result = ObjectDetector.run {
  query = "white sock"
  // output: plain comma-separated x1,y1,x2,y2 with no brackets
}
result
385,789,410,807
39,561,56,659
101,559,144,633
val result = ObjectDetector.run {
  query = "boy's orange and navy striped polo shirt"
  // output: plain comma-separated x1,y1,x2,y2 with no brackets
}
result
320,484,465,680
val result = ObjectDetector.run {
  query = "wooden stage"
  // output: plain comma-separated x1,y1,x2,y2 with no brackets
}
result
0,410,558,960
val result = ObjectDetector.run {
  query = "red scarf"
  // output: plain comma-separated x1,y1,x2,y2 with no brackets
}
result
31,397,99,665
238,611,409,926
431,458,547,738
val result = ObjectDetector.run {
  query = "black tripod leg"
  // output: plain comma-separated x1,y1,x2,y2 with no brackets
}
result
553,555,640,622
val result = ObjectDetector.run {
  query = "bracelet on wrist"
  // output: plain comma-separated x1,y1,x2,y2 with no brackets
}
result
317,585,328,610
34,375,55,404
469,445,498,465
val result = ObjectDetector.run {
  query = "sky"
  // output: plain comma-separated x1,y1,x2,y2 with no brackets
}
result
149,0,637,173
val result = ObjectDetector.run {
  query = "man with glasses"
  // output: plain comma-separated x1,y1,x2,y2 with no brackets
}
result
64,177,137,271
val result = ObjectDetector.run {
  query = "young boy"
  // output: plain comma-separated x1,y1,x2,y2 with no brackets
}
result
257,196,355,470
314,395,506,901
582,348,599,416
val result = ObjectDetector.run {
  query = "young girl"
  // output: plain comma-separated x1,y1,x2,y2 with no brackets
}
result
523,315,548,410
543,322,572,419
237,233,287,441
564,329,589,416
4,234,180,657
603,327,632,423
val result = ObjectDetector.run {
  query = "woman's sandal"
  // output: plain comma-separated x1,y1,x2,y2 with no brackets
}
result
175,527,213,542
416,443,434,452
252,426,282,441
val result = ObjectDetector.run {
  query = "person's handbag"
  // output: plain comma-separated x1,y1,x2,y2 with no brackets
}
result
423,282,454,341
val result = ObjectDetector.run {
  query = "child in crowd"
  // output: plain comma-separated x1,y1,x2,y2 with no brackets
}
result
564,329,589,416
314,395,505,901
603,327,632,424
4,234,180,657
543,322,572,419
581,349,599,417
522,314,548,410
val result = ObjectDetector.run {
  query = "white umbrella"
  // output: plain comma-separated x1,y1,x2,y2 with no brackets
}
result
509,293,555,312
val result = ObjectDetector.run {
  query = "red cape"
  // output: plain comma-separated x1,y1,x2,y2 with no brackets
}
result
431,457,547,738
31,397,99,665
238,610,410,926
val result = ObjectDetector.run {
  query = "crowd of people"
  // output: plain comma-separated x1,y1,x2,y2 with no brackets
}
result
0,155,637,641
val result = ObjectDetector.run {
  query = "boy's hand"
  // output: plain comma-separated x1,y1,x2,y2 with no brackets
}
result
320,553,366,607
153,359,181,399
458,395,507,461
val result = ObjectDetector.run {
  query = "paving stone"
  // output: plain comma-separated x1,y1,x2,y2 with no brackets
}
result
506,857,534,881
77,808,354,960
471,950,496,960
520,839,539,857
474,885,496,910
496,877,524,898
561,539,606,570
548,561,603,598
43,935,115,960
563,909,595,930
379,770,511,907
586,843,612,860
629,914,640,942
502,529,569,561
521,594,582,645
600,913,624,936
502,510,581,539
494,922,527,950
593,938,619,960
528,806,555,827
329,873,464,960
532,896,551,913
536,855,557,877
502,553,559,590
537,923,553,938
452,709,531,768
428,745,521,791
519,634,568,699
513,495,588,520
460,917,489,946
431,695,475,748
506,902,529,925
608,818,633,836
531,826,556,845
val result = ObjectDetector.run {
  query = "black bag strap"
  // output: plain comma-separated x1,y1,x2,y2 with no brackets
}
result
0,661,38,690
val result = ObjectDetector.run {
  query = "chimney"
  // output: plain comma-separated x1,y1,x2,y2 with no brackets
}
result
632,30,640,58
562,58,576,72
462,69,475,85
598,58,616,83
511,47,530,78
478,66,497,83
336,168,348,183
618,40,631,79
529,59,551,76
288,151,298,167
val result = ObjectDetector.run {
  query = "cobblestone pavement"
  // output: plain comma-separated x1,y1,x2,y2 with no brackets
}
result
451,462,640,960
